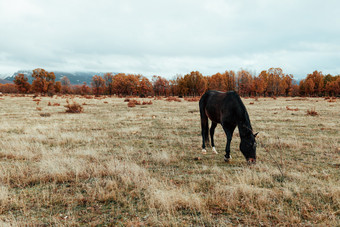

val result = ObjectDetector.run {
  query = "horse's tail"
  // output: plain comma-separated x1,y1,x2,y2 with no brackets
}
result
199,93,210,148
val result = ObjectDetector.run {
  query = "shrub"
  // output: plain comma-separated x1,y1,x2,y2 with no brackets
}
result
154,96,163,100
184,97,200,102
166,97,181,102
128,102,136,107
286,106,299,111
127,99,141,107
40,113,51,117
65,100,84,113
307,107,318,116
142,100,153,105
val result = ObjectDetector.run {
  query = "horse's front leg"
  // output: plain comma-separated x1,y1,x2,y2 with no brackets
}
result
222,124,236,162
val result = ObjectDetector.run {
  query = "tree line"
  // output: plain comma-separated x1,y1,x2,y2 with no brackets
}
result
0,68,339,97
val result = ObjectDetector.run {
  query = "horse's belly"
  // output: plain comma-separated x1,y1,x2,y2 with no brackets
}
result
205,108,221,123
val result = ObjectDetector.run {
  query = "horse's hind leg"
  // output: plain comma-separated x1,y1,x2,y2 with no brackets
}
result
210,122,218,154
200,114,209,154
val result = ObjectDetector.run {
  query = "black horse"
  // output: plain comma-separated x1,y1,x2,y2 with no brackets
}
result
199,90,258,163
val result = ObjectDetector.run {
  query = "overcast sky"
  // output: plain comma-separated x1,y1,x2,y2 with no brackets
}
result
0,0,339,79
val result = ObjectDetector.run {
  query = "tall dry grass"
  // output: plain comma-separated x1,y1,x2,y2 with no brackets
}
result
0,95,339,225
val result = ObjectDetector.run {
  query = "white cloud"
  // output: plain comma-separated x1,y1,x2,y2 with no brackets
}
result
0,0,339,79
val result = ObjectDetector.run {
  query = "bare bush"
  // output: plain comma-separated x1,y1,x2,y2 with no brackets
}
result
65,100,84,113
184,97,200,102
306,107,318,116
166,97,181,102
40,113,51,117
286,106,299,111
127,99,141,107
142,100,153,105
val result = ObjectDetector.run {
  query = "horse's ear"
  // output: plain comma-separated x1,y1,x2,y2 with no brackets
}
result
254,132,259,137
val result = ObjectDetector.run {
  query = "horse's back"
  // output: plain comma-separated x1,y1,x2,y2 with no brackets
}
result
199,90,239,123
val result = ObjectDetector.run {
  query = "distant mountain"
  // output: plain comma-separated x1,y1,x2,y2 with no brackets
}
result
4,70,114,85
0,78,12,84
0,73,12,79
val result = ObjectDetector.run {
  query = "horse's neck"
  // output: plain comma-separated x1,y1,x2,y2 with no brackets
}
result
237,120,252,137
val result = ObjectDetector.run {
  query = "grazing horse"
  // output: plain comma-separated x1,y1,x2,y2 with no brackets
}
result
199,90,258,163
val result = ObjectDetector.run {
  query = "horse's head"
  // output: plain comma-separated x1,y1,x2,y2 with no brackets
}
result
240,132,258,164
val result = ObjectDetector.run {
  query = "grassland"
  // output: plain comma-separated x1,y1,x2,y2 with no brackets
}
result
0,94,339,226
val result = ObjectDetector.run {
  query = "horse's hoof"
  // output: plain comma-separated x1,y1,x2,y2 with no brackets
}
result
224,157,230,162
202,149,207,154
212,147,218,154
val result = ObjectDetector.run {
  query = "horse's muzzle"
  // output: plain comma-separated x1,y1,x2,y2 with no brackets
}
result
247,158,256,164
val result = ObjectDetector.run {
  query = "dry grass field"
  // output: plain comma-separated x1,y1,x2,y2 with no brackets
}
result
0,94,339,226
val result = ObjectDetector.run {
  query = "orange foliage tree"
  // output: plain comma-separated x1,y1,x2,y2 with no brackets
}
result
104,73,115,96
139,76,153,97
31,68,56,95
208,73,227,91
281,74,293,96
111,73,139,96
14,73,31,93
54,81,61,93
152,76,169,96
325,76,340,96
0,84,18,93
306,71,324,96
91,75,106,96
61,76,71,94
252,76,265,96
237,70,253,96
81,82,91,95
179,71,207,96
207,71,236,92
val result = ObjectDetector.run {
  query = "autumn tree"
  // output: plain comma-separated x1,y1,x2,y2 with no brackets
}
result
112,73,127,96
81,82,91,95
304,79,315,96
267,68,284,96
104,73,115,96
323,74,335,92
299,80,306,96
291,84,300,96
252,76,265,96
280,74,293,96
237,70,253,96
325,76,340,96
139,76,153,97
208,73,224,91
54,81,61,93
258,70,269,96
305,71,324,96
31,68,56,95
61,76,71,94
225,70,236,91
152,76,169,96
181,71,207,96
0,84,17,93
91,75,106,96
111,73,141,96
14,73,30,93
